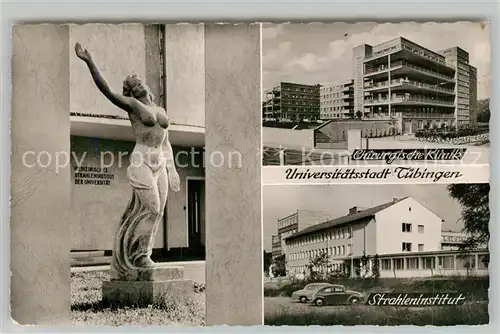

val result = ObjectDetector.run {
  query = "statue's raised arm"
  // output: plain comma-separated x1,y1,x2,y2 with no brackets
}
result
74,42,136,113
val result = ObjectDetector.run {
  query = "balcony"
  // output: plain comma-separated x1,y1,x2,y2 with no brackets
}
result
364,43,451,69
364,60,455,82
364,78,455,95
364,44,403,61
364,96,455,107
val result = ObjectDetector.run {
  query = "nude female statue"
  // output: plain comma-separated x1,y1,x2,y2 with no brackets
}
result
75,42,181,281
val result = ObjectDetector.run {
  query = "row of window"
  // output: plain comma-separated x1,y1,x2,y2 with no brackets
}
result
458,98,470,105
289,244,352,261
457,79,471,88
401,242,424,252
442,235,467,243
321,113,345,119
381,255,488,271
283,100,317,106
401,223,424,233
321,106,349,112
321,92,349,99
321,85,351,93
457,61,471,71
281,107,320,112
458,87,470,95
280,229,297,241
287,228,352,248
289,263,347,274
281,86,318,94
282,93,318,100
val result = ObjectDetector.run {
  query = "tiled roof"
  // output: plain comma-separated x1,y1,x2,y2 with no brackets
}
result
285,197,410,240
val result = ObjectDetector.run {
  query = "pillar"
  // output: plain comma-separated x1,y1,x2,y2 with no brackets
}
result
388,53,392,117
205,24,261,325
11,25,71,325
164,24,205,127
347,129,362,152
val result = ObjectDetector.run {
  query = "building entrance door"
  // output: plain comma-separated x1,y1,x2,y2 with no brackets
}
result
187,178,205,258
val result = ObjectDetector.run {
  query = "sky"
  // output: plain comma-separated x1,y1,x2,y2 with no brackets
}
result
262,22,490,99
263,184,465,251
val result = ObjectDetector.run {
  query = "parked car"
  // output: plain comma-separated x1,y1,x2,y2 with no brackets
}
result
291,283,332,303
310,284,364,306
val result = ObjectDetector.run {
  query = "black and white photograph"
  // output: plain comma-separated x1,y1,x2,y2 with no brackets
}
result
261,22,490,166
12,23,212,326
263,183,490,326
12,22,262,327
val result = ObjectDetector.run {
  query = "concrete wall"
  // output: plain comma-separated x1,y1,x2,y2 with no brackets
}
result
69,24,146,118
205,24,262,325
351,219,377,257
315,120,396,146
144,25,163,106
375,198,443,255
70,137,134,250
165,24,205,127
263,127,315,149
70,137,203,251
11,25,71,325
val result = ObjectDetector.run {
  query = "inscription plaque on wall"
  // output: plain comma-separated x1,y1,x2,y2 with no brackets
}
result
74,166,115,186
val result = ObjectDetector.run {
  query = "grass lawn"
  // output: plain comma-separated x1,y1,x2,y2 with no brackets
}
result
265,297,488,326
71,270,205,326
264,277,489,326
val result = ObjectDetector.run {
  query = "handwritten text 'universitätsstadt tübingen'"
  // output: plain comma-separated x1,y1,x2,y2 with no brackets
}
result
285,167,463,182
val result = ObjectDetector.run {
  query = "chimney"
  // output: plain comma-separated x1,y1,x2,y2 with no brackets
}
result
349,207,358,215
393,197,399,203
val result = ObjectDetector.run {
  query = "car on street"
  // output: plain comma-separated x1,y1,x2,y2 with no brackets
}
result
310,284,364,306
291,283,333,303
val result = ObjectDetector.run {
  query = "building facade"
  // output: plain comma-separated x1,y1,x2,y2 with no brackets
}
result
320,80,355,120
69,24,206,265
352,37,478,134
271,209,332,259
283,197,488,278
441,230,468,251
263,82,321,122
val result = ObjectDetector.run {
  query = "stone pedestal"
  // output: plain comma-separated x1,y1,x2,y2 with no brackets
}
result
102,266,194,307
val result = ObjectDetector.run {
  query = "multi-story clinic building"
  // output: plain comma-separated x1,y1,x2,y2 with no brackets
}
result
263,82,321,122
271,209,332,259
68,24,206,269
320,79,355,120
352,37,478,133
283,197,488,278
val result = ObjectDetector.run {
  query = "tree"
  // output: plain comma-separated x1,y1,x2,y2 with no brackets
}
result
263,250,273,274
360,253,371,278
476,98,490,123
447,183,490,250
348,110,355,119
356,110,363,119
272,254,287,277
372,254,381,279
307,251,330,281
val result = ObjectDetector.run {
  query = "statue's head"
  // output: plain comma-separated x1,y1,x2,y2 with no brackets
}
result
122,74,155,104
